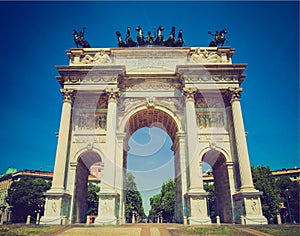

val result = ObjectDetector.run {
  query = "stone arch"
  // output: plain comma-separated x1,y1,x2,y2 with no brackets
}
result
72,150,102,223
201,149,233,223
121,106,184,222
119,104,183,135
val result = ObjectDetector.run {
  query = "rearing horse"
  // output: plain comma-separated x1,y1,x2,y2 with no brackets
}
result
154,25,164,46
208,28,228,47
135,26,145,46
72,27,91,48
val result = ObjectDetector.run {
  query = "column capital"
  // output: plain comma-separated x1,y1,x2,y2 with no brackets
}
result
105,87,119,103
227,87,243,102
60,88,76,103
183,87,197,102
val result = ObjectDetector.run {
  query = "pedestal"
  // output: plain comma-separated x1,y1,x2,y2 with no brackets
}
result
94,192,120,225
40,191,71,225
185,192,211,225
233,192,268,225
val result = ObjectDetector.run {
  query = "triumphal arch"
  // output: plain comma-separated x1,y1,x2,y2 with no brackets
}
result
41,44,267,225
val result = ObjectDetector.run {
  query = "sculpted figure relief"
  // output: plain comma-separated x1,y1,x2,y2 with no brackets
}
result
191,48,222,63
81,50,112,64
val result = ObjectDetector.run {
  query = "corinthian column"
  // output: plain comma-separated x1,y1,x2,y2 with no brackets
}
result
102,87,119,191
51,89,75,192
228,88,255,191
183,88,204,192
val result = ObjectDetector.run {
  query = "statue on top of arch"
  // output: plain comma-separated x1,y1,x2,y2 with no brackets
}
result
116,25,185,47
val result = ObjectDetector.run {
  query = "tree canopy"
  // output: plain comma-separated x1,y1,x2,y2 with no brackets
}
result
276,176,300,223
7,176,51,223
148,179,175,223
125,172,145,222
87,182,100,216
251,166,281,224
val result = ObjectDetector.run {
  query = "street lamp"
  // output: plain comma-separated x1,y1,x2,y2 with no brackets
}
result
284,189,293,223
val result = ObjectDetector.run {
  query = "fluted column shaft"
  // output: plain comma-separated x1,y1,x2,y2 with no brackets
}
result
51,89,75,191
102,88,119,191
229,88,255,191
184,88,204,192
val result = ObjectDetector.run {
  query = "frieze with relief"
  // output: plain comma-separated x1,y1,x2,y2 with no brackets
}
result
124,79,181,91
74,113,107,130
190,48,230,64
196,112,225,129
79,50,112,65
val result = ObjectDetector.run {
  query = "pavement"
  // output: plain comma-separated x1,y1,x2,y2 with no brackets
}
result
41,223,274,236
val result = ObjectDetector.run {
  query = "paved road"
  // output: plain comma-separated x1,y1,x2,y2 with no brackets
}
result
51,224,181,236
44,223,273,236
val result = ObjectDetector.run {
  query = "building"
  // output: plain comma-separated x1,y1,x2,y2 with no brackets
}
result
0,168,101,224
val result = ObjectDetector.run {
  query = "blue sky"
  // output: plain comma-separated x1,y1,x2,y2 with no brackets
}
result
0,1,299,214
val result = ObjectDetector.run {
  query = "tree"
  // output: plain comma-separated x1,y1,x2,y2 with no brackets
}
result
276,176,300,223
125,172,145,222
148,193,161,222
160,179,176,222
7,176,51,223
251,166,281,224
204,183,216,221
148,179,176,223
87,182,100,216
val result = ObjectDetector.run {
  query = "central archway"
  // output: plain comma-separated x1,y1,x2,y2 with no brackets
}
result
122,107,184,223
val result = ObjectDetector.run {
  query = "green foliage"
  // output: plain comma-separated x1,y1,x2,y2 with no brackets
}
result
125,172,145,222
7,176,51,223
276,176,300,223
148,193,161,221
251,166,281,224
148,179,176,223
87,182,100,216
204,183,216,220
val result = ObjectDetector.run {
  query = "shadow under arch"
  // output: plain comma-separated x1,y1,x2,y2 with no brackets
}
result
202,149,233,223
73,150,102,223
122,107,184,223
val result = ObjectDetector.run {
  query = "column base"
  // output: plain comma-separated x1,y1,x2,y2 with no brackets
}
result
185,191,211,225
94,191,119,225
188,216,212,225
94,216,118,225
242,215,268,225
40,191,71,225
233,191,267,225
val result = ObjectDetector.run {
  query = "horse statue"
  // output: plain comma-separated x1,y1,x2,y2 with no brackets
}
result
208,28,228,47
72,27,91,48
176,29,184,47
164,26,176,47
135,26,145,46
125,27,137,47
154,25,164,46
116,31,126,47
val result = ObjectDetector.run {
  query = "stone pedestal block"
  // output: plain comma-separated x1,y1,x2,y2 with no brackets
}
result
185,192,211,225
233,192,267,225
40,191,71,225
95,192,120,225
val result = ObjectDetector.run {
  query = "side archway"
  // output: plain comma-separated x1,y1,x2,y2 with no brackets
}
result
201,149,233,223
72,151,102,223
